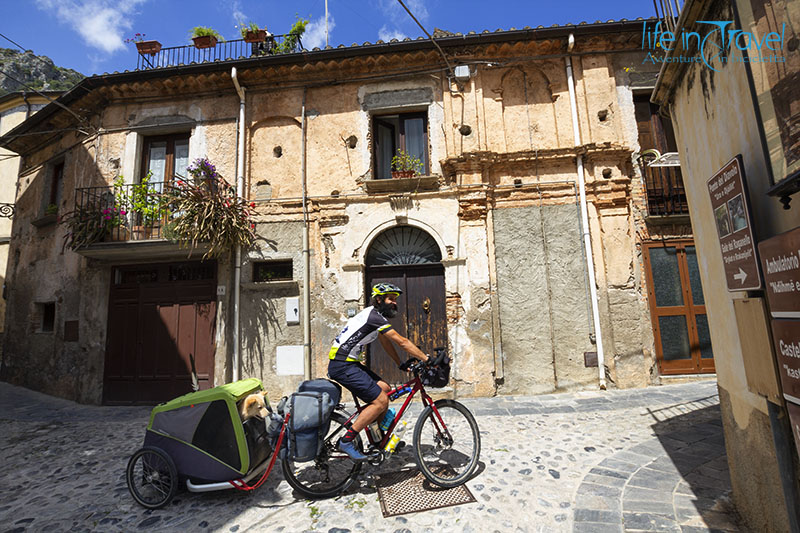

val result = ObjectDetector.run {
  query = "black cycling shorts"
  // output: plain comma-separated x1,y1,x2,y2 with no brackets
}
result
328,359,384,403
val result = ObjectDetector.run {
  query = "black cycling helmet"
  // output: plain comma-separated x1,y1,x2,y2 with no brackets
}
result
371,282,402,298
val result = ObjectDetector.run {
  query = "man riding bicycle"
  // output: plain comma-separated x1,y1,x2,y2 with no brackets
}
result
328,282,429,461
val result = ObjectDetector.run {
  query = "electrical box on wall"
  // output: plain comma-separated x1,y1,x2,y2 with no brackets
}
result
276,345,304,375
286,297,299,324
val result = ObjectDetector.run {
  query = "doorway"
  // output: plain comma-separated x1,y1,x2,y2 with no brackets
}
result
642,241,714,374
103,261,217,404
364,226,446,384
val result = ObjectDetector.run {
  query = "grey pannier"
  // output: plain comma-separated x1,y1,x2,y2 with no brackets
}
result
282,379,341,462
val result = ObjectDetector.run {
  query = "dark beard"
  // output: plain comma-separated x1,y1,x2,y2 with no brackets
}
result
378,301,398,318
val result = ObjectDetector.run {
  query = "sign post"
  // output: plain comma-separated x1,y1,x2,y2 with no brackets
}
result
707,156,761,291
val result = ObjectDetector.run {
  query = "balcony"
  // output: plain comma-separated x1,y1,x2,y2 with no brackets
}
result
135,34,303,71
638,151,689,220
71,181,209,260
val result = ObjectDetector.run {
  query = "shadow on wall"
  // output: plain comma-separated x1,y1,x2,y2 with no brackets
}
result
645,398,741,530
239,283,299,377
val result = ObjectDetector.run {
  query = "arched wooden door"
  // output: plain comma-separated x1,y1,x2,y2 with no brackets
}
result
365,226,446,384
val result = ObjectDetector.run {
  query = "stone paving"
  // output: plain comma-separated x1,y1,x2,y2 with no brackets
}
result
0,379,741,532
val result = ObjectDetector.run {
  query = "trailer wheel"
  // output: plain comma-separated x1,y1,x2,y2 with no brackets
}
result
126,446,178,509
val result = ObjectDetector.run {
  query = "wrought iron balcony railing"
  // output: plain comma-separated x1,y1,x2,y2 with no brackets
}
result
136,34,304,71
638,152,689,217
74,181,173,242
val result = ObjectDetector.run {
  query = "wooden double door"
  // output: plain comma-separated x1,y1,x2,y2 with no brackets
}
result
365,264,447,384
643,241,714,374
103,262,217,404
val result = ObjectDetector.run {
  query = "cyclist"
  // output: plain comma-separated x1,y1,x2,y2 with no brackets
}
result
328,282,429,461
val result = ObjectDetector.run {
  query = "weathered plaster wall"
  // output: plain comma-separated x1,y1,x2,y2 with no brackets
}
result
667,27,798,530
493,204,595,394
240,221,305,402
1,134,104,403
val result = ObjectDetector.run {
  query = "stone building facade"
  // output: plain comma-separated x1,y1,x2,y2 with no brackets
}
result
0,20,703,405
652,0,800,529
0,92,58,341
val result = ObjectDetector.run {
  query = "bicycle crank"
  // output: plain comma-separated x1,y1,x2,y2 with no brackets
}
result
367,448,385,466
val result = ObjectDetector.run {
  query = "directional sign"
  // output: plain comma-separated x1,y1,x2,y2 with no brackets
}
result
707,156,761,291
770,319,800,404
758,226,800,318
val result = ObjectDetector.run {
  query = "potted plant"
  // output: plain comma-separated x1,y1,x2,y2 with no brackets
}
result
239,22,268,43
190,26,222,49
126,33,162,55
275,16,308,53
390,149,424,178
164,157,255,259
45,203,59,216
114,174,167,240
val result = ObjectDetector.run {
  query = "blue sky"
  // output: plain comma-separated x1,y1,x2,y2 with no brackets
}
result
3,0,655,76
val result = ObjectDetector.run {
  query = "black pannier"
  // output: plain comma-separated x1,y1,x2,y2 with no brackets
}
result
279,379,341,462
421,350,451,388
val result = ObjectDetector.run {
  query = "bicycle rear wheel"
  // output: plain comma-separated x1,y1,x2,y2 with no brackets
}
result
413,399,481,488
281,412,363,498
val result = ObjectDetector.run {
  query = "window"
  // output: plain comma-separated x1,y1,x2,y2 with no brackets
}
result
253,260,293,282
38,302,55,333
41,160,64,216
373,112,428,179
634,94,686,216
141,134,190,184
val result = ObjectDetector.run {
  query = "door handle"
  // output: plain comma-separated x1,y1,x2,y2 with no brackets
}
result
422,297,431,314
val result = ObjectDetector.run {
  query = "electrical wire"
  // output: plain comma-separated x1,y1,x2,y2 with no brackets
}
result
395,0,453,74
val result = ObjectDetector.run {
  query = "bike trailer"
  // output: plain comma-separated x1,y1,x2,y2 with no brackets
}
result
143,378,268,483
280,379,341,462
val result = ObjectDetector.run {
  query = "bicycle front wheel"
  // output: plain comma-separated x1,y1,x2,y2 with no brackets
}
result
413,399,481,488
281,412,363,499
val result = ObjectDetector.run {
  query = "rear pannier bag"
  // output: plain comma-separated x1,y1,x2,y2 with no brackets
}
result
282,380,340,462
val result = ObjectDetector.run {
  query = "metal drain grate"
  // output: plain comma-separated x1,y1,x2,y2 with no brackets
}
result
375,468,476,518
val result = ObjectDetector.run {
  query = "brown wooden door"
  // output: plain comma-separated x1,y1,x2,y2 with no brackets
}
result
365,264,446,384
643,241,714,374
103,262,217,404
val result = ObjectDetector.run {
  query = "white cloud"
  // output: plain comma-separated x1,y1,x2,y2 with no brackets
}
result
304,14,335,49
378,25,407,42
230,0,247,29
35,0,148,54
378,0,429,25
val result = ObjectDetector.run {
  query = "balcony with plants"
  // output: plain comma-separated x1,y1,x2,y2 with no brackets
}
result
131,18,308,71
62,158,256,260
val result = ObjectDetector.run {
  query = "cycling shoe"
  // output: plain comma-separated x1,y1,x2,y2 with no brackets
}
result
337,438,368,461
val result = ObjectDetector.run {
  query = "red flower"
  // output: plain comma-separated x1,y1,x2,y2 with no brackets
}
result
250,202,255,208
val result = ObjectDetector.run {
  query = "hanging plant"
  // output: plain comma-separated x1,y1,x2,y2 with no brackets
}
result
164,157,256,259
61,199,127,250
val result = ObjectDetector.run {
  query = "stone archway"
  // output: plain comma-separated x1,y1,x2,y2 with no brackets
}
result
364,225,446,384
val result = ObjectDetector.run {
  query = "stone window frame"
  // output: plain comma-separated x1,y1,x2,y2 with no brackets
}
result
371,111,430,179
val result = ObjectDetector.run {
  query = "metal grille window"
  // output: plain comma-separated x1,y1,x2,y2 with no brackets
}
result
253,260,293,282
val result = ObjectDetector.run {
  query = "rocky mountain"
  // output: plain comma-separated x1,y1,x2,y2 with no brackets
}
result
0,48,84,96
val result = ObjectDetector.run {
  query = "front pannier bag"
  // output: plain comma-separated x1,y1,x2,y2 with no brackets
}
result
283,379,341,462
422,354,451,388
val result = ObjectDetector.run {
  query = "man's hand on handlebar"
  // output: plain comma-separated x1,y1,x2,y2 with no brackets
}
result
398,355,431,372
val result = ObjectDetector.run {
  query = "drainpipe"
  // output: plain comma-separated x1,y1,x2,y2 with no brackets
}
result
565,34,607,390
231,67,246,382
301,88,311,381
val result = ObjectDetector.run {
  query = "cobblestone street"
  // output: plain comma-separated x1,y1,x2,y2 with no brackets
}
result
0,379,741,532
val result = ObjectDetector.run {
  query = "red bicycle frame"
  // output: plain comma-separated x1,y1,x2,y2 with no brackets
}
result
345,372,450,450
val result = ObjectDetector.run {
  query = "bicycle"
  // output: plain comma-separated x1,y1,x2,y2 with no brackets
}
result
281,349,482,498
